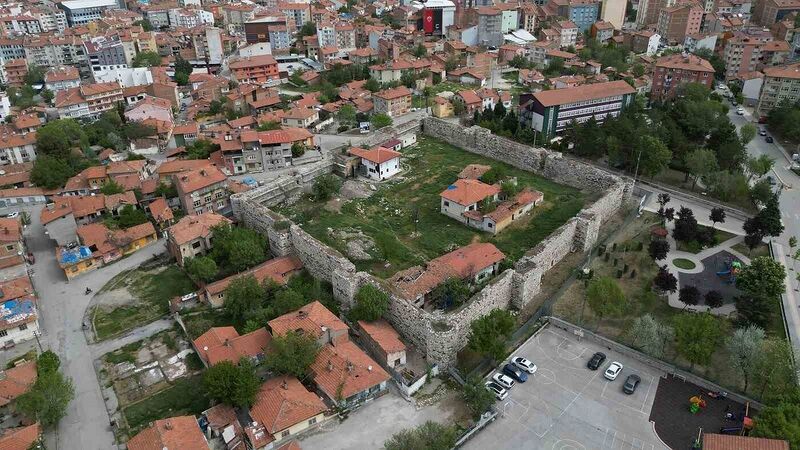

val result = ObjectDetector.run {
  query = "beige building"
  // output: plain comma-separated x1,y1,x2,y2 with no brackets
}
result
373,86,412,117
755,62,800,118
166,213,232,266
281,107,319,128
600,0,627,29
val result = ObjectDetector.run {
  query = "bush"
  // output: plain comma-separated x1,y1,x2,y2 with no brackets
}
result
337,124,349,132
312,175,342,201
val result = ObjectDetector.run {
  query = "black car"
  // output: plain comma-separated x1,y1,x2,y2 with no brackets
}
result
623,374,641,394
587,352,606,370
766,136,774,143
502,363,528,382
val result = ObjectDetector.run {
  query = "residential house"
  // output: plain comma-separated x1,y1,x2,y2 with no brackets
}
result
55,81,124,119
347,146,402,181
170,123,200,149
40,193,139,246
553,20,579,48
453,89,483,114
432,96,454,117
127,416,210,450
0,277,39,347
148,197,174,231
372,86,413,118
281,107,319,129
0,423,41,449
590,20,615,42
230,55,280,84
0,360,36,415
656,3,703,45
440,178,543,234
59,221,157,278
193,327,271,366
0,218,24,270
357,319,407,369
247,376,327,446
200,256,303,307
702,434,789,450
0,132,36,166
723,29,790,80
174,166,231,216
268,300,350,347
308,338,391,407
235,128,315,174
166,212,232,266
651,53,715,100
44,66,81,92
756,62,800,117
391,242,506,306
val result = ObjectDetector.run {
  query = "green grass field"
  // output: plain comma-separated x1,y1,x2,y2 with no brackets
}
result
122,376,208,435
280,136,586,278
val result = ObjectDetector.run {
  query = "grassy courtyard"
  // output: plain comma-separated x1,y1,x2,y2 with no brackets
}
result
122,375,208,436
280,136,587,278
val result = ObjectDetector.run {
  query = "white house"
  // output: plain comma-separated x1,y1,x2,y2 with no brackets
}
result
440,178,543,234
440,178,501,223
348,146,402,181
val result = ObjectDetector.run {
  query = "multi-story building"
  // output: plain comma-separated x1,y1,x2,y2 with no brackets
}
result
3,59,26,88
0,132,36,166
547,0,601,32
141,4,170,28
651,53,715,100
0,277,40,347
600,0,626,28
29,7,68,33
235,127,314,173
317,22,336,48
753,0,800,26
190,26,224,65
373,86,413,117
591,20,615,41
230,55,280,84
476,7,503,47
244,14,288,45
55,81,123,119
553,20,579,48
724,29,790,80
280,3,311,29
220,3,256,34
23,36,87,70
174,165,231,216
518,80,636,137
281,107,319,128
519,3,540,32
636,0,675,27
84,35,127,75
656,2,703,44
755,62,800,117
335,23,356,50
44,66,81,92
166,212,232,266
0,16,43,35
57,0,121,26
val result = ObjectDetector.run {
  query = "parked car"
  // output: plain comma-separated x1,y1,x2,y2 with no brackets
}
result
736,107,744,115
759,128,767,136
4,212,18,219
492,372,515,389
767,175,776,186
622,374,641,394
485,381,508,401
512,356,537,374
502,363,528,383
766,136,774,143
604,362,624,381
587,352,606,370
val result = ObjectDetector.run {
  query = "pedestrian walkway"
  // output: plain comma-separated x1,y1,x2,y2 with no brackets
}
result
90,318,174,358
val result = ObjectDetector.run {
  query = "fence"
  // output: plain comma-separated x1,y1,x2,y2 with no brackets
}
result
453,410,498,448
770,240,799,381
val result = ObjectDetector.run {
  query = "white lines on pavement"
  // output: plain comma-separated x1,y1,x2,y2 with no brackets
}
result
600,428,656,450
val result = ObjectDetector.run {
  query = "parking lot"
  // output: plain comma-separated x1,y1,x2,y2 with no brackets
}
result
465,325,670,450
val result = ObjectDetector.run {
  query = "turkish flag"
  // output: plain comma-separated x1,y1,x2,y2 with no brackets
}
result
423,9,434,33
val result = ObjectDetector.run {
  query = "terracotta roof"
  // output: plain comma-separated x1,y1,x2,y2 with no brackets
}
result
157,159,215,176
458,164,492,180
268,300,348,339
0,423,40,450
310,341,390,400
656,54,714,72
149,198,173,223
456,90,481,105
174,166,227,194
194,327,272,366
0,218,21,243
168,212,231,245
284,107,318,120
485,188,543,223
126,416,208,450
358,319,406,354
204,256,303,296
373,86,412,100
702,434,789,450
763,62,800,79
533,80,635,107
202,403,240,433
250,376,327,434
440,178,500,206
173,122,199,135
277,441,301,450
0,361,36,407
240,127,313,145
348,146,401,164
80,81,122,97
230,55,278,69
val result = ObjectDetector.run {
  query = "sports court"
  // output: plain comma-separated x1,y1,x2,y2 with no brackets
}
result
464,325,670,450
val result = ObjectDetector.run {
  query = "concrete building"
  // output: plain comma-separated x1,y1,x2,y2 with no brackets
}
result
373,86,412,117
723,29,790,80
753,0,800,26
44,66,81,92
553,20,579,48
84,35,127,75
357,319,407,369
0,277,40,348
519,80,636,137
281,107,318,128
476,7,503,47
651,53,715,100
235,127,314,174
755,62,800,117
54,82,124,119
174,166,231,216
58,0,121,26
636,0,675,27
230,55,280,84
3,59,27,88
200,256,302,307
600,0,627,29
656,2,703,44
0,133,36,166
348,146,402,181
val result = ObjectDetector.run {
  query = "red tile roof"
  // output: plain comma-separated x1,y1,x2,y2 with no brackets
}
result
0,361,36,407
268,300,348,339
358,319,406,354
250,376,327,434
702,434,789,450
149,198,173,224
168,212,231,245
194,327,272,366
204,256,303,296
533,80,635,107
240,127,313,145
174,166,227,194
440,178,500,206
348,146,401,164
127,416,208,450
310,341,390,400
0,423,40,450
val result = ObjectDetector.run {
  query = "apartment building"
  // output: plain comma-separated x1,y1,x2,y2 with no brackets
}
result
755,62,800,117
656,2,703,44
230,128,314,174
166,212,232,266
637,0,675,27
84,35,128,75
373,86,413,117
55,82,124,119
174,166,231,216
4,59,26,88
546,0,601,32
651,53,715,100
0,133,37,166
57,0,121,26
724,29,790,80
230,55,280,84
553,20,579,48
476,7,503,47
44,66,81,92
518,80,636,137
753,0,800,26
600,0,626,28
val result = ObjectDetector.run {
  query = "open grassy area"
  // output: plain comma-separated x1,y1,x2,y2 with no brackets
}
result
122,375,208,435
673,258,696,270
93,265,196,341
280,136,586,278
733,241,770,258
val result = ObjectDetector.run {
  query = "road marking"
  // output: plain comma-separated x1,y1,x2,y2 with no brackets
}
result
640,374,656,413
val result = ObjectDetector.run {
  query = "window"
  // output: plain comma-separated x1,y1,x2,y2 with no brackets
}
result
443,201,450,207
0,330,7,337
4,245,14,251
281,430,290,438
193,200,201,207
192,241,202,249
308,417,317,425
18,324,26,331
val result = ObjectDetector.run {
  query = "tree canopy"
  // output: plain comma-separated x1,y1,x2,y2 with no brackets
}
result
224,275,266,322
264,331,320,378
203,359,260,407
673,313,724,368
737,256,786,300
384,421,458,450
349,284,390,322
586,277,626,321
467,309,515,362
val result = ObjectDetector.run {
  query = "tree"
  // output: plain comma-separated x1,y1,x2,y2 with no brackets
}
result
203,359,260,407
493,102,507,119
30,156,74,189
210,224,268,272
185,139,220,160
36,119,87,159
648,239,670,261
132,51,162,67
467,309,515,362
750,179,774,205
753,339,798,402
737,256,786,300
638,136,672,178
37,351,60,375
586,277,626,329
752,398,800,446
186,317,214,339
628,314,674,358
739,123,757,145
632,63,645,77
726,325,765,392
291,142,306,158
365,78,380,92
257,121,282,131
705,290,724,308
173,55,192,86
462,376,496,419
371,113,393,129
429,277,471,309
673,206,698,243
185,256,218,283
735,295,775,329
653,265,678,293
705,170,750,203
133,18,154,31
759,195,784,237
337,104,357,127
40,88,54,104
269,289,307,319
99,180,124,195
673,313,724,369
684,148,718,190
384,421,458,450
349,284,389,322
16,370,74,428
264,331,319,378
312,175,342,201
709,208,726,229
225,275,265,322
679,285,701,309
115,205,148,228
745,154,774,181
299,21,317,37
24,65,45,85
413,43,427,57
657,193,671,210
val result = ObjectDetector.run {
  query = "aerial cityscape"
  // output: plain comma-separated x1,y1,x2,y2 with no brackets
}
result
0,0,797,447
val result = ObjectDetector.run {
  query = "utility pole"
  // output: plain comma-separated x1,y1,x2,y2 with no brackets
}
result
632,148,643,189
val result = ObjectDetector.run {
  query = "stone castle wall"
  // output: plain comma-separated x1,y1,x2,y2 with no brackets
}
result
231,120,633,369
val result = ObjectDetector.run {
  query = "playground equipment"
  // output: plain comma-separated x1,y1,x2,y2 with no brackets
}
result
689,395,707,414
716,259,742,284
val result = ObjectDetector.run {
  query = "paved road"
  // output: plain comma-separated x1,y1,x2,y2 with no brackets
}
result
20,204,167,450
729,106,800,352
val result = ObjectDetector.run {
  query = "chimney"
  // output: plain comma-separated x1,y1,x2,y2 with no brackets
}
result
327,360,333,372
46,202,54,211
346,361,354,373
368,365,372,372
164,420,173,430
281,379,288,390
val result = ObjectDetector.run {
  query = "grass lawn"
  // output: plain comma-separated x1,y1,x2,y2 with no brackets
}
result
732,241,770,258
122,375,209,435
675,226,737,254
673,258,696,270
280,136,587,278
93,265,196,341
428,81,474,95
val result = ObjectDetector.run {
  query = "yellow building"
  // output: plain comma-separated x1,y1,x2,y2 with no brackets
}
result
432,96,454,118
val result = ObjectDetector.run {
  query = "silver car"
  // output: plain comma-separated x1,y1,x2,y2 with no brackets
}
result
485,381,508,400
492,372,515,389
512,356,537,374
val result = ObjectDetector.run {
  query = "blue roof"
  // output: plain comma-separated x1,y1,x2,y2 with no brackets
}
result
60,246,93,264
0,299,35,320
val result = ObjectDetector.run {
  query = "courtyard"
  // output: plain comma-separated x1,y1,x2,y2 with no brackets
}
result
278,136,587,278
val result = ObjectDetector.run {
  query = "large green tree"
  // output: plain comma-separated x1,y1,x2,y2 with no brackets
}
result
586,277,626,328
132,51,163,67
30,156,74,189
36,119,87,159
203,359,260,407
726,325,765,392
185,256,218,283
384,421,458,450
210,224,268,272
684,148,718,190
16,370,75,428
467,309,515,362
673,313,724,369
264,331,319,378
462,375,496,419
638,136,672,178
224,275,265,322
349,284,389,322
736,256,786,300
752,395,800,447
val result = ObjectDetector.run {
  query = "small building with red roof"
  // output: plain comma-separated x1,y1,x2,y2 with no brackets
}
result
201,256,303,307
357,319,407,368
268,300,349,346
127,416,209,450
166,212,232,266
193,326,272,366
347,146,402,181
247,376,327,445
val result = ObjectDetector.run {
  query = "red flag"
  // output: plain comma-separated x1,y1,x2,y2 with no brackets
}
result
423,9,434,33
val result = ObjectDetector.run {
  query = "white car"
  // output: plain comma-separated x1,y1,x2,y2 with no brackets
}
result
736,107,744,115
604,362,623,380
485,381,508,400
492,372,515,389
512,356,538,374
5,212,18,219
759,128,767,136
